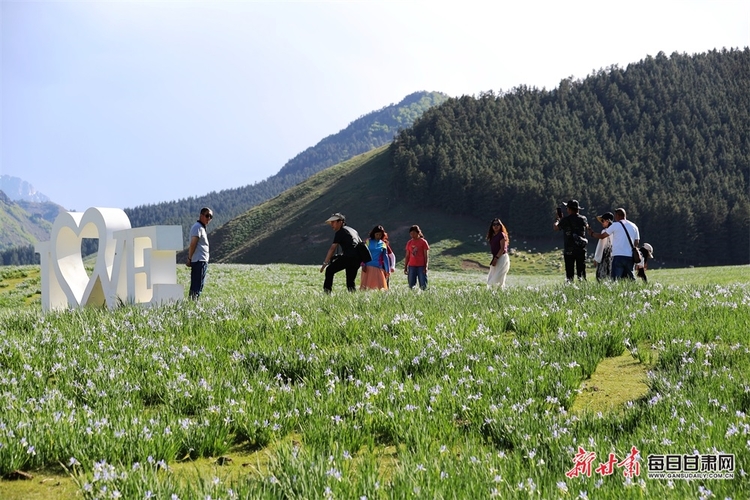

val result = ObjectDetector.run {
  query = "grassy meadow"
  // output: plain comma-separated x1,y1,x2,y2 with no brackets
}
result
0,258,749,499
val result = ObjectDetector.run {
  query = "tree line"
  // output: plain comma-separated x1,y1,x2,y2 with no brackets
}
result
1,245,38,266
390,49,750,265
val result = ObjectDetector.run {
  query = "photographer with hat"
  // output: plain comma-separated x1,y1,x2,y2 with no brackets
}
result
553,199,589,281
320,213,363,293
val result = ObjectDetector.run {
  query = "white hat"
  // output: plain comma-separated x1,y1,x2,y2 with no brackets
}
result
325,213,345,223
641,243,654,258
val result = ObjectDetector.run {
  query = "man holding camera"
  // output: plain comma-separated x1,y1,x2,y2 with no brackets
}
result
553,199,589,281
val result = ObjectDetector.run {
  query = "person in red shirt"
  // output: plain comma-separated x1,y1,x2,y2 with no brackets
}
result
403,225,430,290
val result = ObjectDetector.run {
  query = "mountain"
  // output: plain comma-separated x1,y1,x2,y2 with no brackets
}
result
0,190,65,252
0,175,51,203
124,91,450,244
0,176,68,254
210,49,750,267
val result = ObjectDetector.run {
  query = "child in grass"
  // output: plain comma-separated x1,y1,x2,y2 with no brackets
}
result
404,225,429,290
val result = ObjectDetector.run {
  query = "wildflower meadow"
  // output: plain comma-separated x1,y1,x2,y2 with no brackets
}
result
0,264,748,499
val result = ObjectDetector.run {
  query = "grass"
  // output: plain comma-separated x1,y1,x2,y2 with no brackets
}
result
570,350,652,415
0,263,749,499
0,266,41,308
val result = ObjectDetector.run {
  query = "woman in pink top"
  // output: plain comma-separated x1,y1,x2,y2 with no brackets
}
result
404,225,430,290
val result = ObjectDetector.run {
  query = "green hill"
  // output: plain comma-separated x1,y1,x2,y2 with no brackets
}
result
125,91,449,244
0,191,64,252
391,49,750,266
206,146,496,269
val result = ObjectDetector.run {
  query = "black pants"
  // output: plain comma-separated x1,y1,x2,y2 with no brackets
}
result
564,250,586,281
189,261,208,299
323,256,360,293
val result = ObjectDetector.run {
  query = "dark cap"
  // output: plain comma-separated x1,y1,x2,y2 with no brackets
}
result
563,200,583,210
596,212,614,224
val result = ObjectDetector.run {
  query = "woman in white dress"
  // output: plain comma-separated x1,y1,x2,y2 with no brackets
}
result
487,218,510,288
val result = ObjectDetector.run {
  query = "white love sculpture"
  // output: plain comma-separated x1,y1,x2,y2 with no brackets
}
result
35,207,184,311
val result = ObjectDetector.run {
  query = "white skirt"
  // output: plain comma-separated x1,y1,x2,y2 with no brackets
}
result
487,253,510,288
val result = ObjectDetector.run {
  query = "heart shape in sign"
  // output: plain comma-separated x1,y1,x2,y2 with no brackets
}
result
49,208,132,308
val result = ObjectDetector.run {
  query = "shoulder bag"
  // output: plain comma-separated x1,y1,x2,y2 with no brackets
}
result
618,221,641,264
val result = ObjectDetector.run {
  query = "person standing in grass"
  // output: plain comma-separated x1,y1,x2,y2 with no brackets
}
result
360,225,391,290
187,207,213,299
593,212,614,281
553,199,589,282
320,212,362,293
636,243,653,282
486,218,510,288
404,225,429,290
589,207,639,280
382,231,396,287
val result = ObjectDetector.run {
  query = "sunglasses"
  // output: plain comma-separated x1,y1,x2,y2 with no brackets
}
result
492,222,501,226
204,213,213,219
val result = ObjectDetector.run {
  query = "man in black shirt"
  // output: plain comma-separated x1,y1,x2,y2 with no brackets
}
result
320,213,362,293
553,199,589,281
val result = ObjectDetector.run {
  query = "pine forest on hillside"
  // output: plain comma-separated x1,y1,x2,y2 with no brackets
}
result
390,49,750,265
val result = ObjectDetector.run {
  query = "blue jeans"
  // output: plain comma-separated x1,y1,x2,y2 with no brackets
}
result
611,255,635,280
189,261,208,299
408,266,428,289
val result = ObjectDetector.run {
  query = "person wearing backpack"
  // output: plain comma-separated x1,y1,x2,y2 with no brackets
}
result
553,199,589,281
320,213,363,293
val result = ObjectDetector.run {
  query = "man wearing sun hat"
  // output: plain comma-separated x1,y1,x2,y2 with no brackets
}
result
320,212,363,293
553,199,589,281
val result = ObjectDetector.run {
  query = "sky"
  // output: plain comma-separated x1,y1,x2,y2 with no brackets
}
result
1,0,748,212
